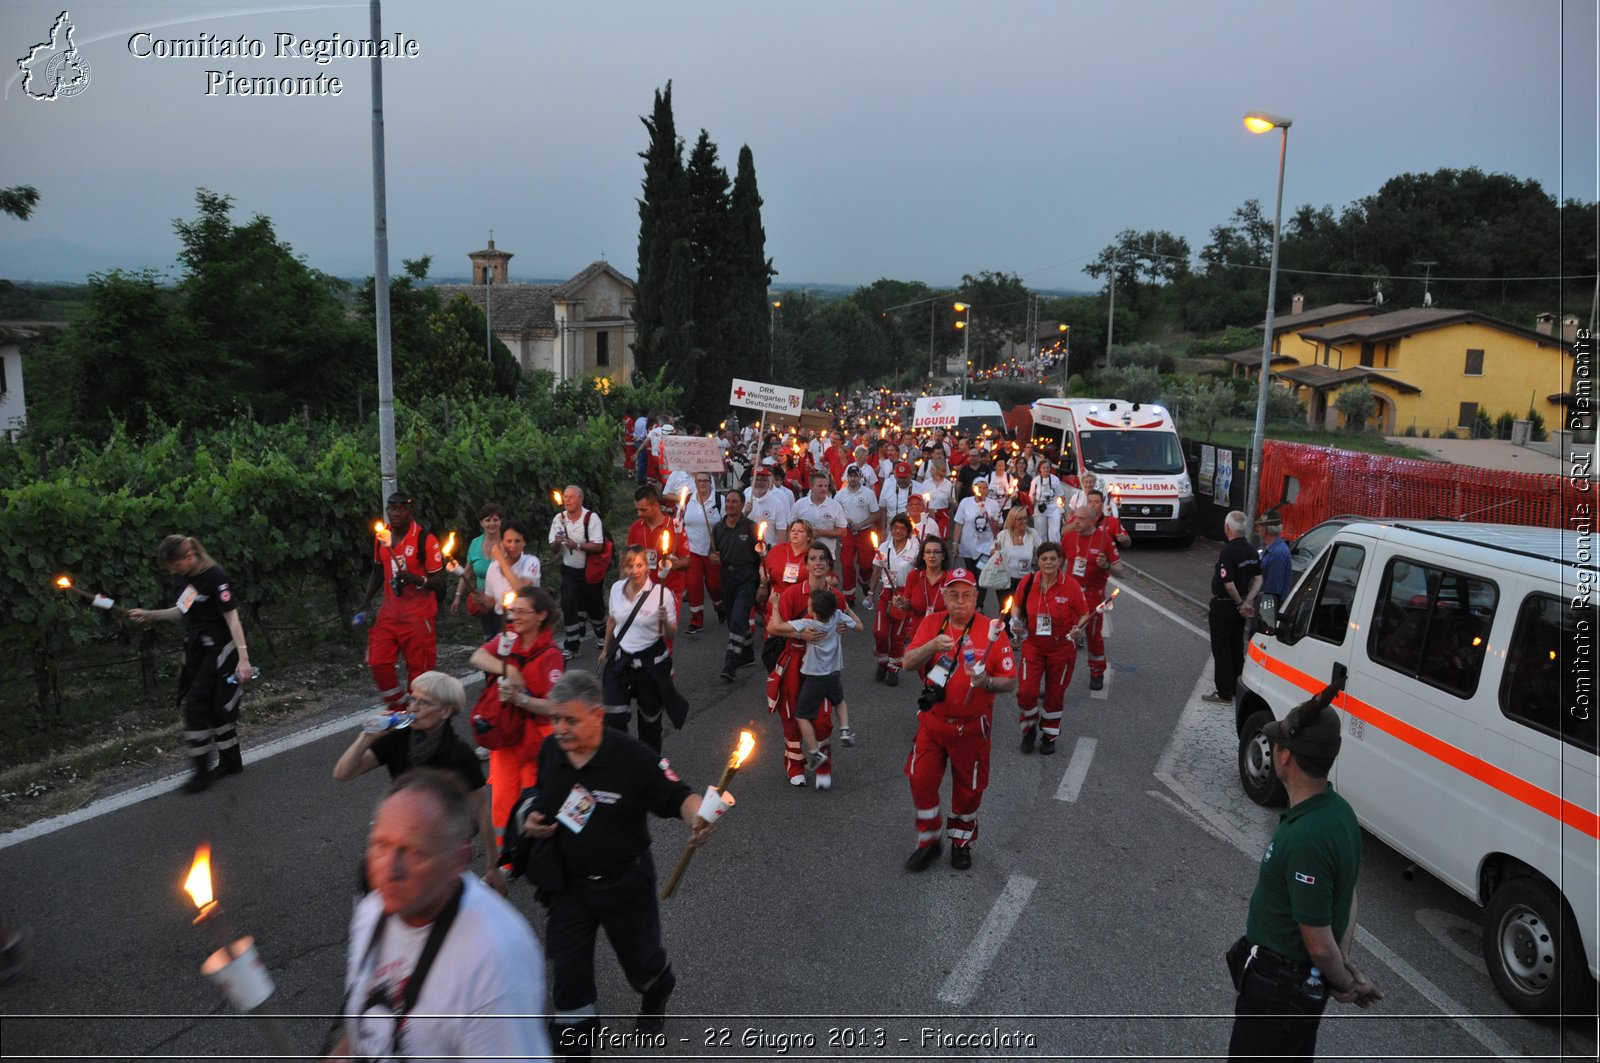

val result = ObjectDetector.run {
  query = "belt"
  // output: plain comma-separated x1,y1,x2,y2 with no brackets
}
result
582,854,644,882
1247,941,1313,983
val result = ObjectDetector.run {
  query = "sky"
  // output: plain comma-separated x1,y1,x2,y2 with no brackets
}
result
1,0,1595,293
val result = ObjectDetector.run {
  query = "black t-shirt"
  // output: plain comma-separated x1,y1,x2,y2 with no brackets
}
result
369,720,486,790
1213,537,1263,600
713,516,761,577
536,728,693,878
172,563,238,637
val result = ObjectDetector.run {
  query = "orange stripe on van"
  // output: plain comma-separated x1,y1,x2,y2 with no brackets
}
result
1247,642,1600,841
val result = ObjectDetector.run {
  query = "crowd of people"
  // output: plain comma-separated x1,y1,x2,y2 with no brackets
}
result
121,396,1376,1060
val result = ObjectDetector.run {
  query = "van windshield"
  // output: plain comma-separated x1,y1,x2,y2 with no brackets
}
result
1078,430,1185,474
956,414,1005,438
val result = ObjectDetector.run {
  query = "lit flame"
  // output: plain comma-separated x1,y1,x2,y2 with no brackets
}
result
551,489,563,505
502,591,516,609
660,529,671,553
756,521,767,540
184,843,214,911
1003,595,1014,614
679,486,690,509
1471,636,1483,647
731,730,756,769
373,520,387,536
441,532,456,558
55,575,72,589
922,492,931,504
870,531,880,549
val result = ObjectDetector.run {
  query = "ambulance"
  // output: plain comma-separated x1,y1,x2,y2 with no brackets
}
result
1028,397,1195,542
1235,520,1597,1015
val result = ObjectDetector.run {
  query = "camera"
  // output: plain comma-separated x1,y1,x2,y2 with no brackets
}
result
391,574,409,596
917,654,955,712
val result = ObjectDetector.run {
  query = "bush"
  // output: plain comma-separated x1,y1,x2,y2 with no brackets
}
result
1440,428,1458,440
1495,411,1516,440
1166,377,1238,440
1333,383,1377,431
987,379,1053,409
1472,409,1495,440
1106,342,1177,375
1422,428,1432,438
1401,424,1417,437
1185,325,1261,359
1086,364,1166,405
1527,408,1548,442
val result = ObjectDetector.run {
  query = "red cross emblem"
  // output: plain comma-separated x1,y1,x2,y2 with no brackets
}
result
930,401,943,412
733,386,747,400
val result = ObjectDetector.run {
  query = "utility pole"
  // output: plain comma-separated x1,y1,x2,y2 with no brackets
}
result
369,0,396,502
1105,253,1117,369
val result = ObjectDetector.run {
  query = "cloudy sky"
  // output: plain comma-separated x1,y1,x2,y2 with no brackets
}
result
2,0,1594,291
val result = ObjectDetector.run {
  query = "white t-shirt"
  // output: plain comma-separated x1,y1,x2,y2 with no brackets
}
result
922,474,956,512
792,495,847,537
344,874,549,1063
484,553,540,613
609,579,677,653
550,509,604,571
663,469,694,506
632,416,648,442
954,496,1001,560
681,491,723,556
833,485,879,532
994,529,1038,579
877,537,921,588
743,486,793,545
878,478,930,521
855,461,878,491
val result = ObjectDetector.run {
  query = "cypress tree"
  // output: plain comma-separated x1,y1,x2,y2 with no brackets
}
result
727,144,777,383
633,83,689,380
685,130,733,423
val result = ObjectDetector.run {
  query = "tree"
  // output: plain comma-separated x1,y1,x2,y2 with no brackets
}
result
725,144,776,386
683,130,733,423
955,270,1029,371
61,269,203,432
632,83,691,383
849,277,936,380
1085,229,1192,304
1334,383,1376,432
0,186,39,221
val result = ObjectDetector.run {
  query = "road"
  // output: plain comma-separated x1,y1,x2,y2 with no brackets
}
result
1,569,1593,1061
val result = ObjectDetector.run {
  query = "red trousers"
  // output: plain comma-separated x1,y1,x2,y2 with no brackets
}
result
367,615,437,709
905,712,991,850
838,529,876,598
685,553,723,628
1084,593,1107,679
1017,638,1077,740
873,588,915,672
488,718,551,849
765,645,833,785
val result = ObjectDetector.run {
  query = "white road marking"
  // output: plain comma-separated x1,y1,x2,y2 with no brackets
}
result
1146,788,1233,845
0,670,489,850
1054,737,1098,802
1154,665,1526,1062
1110,579,1208,640
937,873,1038,1005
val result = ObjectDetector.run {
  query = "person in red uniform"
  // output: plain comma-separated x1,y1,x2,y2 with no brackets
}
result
899,534,954,627
766,543,842,788
468,585,566,858
355,492,446,710
1059,504,1127,691
900,569,1017,871
1009,542,1089,755
1086,488,1133,548
872,514,922,685
626,485,690,601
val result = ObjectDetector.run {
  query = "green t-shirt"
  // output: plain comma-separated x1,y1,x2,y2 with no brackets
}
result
466,534,493,585
1244,787,1362,962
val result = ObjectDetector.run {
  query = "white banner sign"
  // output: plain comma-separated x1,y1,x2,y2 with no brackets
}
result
661,435,726,474
912,394,961,429
729,378,805,415
1031,403,1070,430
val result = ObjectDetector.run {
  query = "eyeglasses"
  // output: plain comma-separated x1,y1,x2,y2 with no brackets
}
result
507,608,535,617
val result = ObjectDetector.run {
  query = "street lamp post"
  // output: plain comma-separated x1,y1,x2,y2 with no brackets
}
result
1242,110,1292,536
769,300,781,378
1059,323,1070,395
954,302,972,399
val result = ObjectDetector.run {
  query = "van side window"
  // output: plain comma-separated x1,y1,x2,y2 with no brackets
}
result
1500,594,1596,754
1368,558,1498,698
1277,544,1365,646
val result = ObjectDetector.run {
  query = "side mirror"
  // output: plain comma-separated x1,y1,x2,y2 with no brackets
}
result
1257,593,1279,631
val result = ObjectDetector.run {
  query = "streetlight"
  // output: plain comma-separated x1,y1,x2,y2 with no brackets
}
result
954,302,972,399
1058,323,1070,394
1241,110,1291,537
769,300,781,378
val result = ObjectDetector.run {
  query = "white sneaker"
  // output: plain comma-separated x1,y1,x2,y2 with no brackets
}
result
839,727,856,747
789,774,807,787
805,749,826,771
815,772,832,791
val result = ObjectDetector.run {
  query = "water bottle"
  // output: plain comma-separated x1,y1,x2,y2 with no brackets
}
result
225,666,261,686
361,710,415,735
1301,966,1326,1001
963,648,984,678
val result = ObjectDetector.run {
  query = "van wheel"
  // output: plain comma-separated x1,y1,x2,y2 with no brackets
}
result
1482,875,1591,1016
1238,709,1287,806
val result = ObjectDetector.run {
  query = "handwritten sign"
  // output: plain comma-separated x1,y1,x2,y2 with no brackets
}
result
662,435,727,474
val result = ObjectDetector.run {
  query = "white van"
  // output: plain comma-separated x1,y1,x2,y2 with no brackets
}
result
1029,398,1195,541
954,398,1006,440
1235,520,1597,1015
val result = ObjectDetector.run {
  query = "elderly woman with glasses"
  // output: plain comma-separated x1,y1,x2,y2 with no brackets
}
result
332,669,505,892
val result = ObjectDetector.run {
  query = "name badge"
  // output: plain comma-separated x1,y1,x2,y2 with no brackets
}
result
647,549,659,568
782,561,800,583
176,584,198,613
557,785,597,833
1072,555,1087,577
1035,613,1052,637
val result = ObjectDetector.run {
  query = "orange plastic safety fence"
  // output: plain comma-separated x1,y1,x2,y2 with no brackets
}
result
1258,440,1580,540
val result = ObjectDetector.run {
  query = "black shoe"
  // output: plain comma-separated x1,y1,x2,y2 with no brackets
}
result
685,625,702,636
736,649,756,668
875,662,888,682
208,746,244,781
720,667,736,682
905,842,942,872
1020,728,1036,754
635,965,674,1034
634,1014,666,1036
1039,736,1057,756
181,758,212,794
1089,675,1104,691
950,845,973,870
886,670,899,687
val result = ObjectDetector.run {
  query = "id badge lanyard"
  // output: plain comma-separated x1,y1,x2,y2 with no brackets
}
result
349,881,463,1062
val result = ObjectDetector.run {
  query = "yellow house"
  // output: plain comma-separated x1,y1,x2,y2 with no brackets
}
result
1228,300,1574,436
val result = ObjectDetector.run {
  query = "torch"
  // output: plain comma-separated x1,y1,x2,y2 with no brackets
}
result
995,595,1014,640
183,844,299,1056
660,730,755,900
441,531,460,576
1070,587,1121,638
755,520,768,556
658,528,673,578
53,575,124,616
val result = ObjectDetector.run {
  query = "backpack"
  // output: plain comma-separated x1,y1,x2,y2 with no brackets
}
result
470,643,562,750
582,511,616,584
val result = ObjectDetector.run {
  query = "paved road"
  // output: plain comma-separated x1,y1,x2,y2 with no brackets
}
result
1,577,1592,1060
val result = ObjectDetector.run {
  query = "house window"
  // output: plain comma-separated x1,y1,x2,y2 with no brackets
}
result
1458,402,1478,429
1464,348,1484,375
1360,341,1375,368
596,331,610,367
